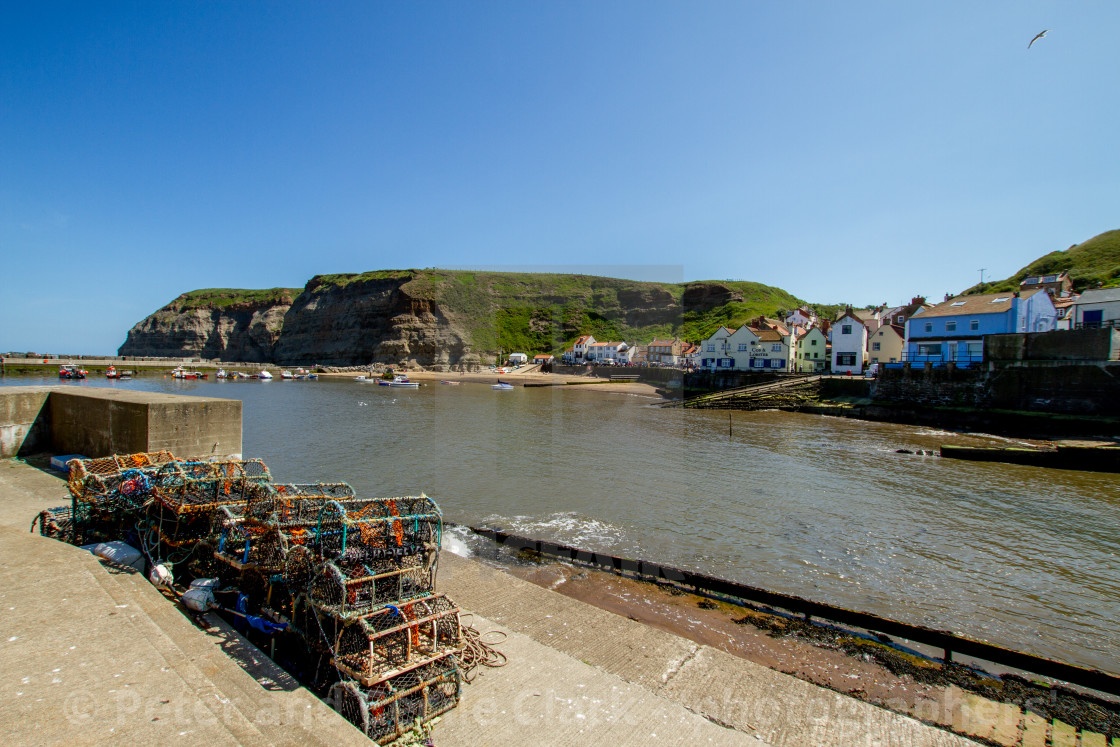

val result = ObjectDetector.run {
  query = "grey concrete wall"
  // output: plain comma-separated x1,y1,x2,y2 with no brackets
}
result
0,388,53,457
0,386,241,458
874,363,1120,415
987,328,1120,361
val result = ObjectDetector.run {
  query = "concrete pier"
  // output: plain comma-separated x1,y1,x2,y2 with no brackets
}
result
0,386,242,459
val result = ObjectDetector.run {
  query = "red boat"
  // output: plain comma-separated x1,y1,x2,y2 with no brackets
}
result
59,365,87,379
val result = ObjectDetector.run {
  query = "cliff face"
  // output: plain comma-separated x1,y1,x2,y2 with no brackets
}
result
119,271,804,369
271,274,475,369
118,293,294,362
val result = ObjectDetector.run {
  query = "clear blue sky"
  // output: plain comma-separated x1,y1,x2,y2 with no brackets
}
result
2,1,1117,354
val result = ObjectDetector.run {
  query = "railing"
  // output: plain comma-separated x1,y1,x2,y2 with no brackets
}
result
467,527,1120,697
1074,320,1120,330
884,353,985,369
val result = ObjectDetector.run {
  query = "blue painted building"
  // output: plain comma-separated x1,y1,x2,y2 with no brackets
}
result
904,290,1057,366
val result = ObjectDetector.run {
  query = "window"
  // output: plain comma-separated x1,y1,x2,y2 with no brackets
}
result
737,343,747,351
707,345,715,352
946,321,957,332
970,319,979,331
771,344,782,352
951,301,966,307
842,324,852,334
917,343,941,356
836,353,856,366
924,322,933,332
872,342,880,351
811,339,818,345
895,315,904,324
991,297,1009,304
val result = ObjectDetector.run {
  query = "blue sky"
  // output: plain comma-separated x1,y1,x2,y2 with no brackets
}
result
2,1,1117,354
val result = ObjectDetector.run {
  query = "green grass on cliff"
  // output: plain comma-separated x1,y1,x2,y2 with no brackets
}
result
307,268,805,352
158,269,806,357
964,229,1120,295
173,288,301,310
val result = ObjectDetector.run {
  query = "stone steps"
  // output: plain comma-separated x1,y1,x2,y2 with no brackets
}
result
86,551,366,745
0,524,366,745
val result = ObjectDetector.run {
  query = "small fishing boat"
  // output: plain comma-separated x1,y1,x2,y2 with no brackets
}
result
440,380,461,385
491,381,514,390
59,364,87,379
354,375,369,382
258,370,273,380
216,369,228,379
235,371,250,379
105,365,120,379
388,374,419,388
280,370,294,380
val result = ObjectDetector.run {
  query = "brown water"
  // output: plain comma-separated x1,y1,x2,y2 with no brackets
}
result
10,374,1120,674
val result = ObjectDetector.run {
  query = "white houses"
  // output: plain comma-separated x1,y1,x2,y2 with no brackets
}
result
587,341,630,363
744,328,790,370
570,335,596,362
831,309,868,375
1072,288,1120,329
699,326,736,369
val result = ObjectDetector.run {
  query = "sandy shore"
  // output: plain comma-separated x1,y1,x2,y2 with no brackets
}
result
315,367,666,398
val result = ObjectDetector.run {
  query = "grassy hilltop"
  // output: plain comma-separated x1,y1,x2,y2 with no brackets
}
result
965,229,1120,295
308,269,806,352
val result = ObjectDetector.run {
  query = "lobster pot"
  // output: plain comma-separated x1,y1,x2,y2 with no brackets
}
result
35,505,74,541
150,459,272,517
290,593,340,655
246,483,356,523
309,559,435,618
333,594,462,686
215,520,308,573
67,451,177,502
328,653,462,745
316,495,442,564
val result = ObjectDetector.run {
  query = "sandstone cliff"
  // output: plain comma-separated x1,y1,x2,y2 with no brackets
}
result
119,270,805,369
118,289,298,362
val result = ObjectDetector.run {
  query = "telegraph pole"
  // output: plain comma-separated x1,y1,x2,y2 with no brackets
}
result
978,268,987,286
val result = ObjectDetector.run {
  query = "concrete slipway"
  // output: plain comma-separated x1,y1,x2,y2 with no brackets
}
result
0,458,983,746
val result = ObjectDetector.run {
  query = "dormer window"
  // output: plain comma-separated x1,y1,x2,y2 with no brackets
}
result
951,301,966,307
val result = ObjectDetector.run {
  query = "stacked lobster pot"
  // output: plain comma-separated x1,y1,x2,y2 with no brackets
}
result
65,450,179,544
60,453,464,744
292,495,461,744
213,487,462,744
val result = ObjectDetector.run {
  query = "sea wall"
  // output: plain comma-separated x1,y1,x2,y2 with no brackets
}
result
0,387,242,458
872,362,1120,416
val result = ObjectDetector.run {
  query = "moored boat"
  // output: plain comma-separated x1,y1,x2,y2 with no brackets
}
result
105,365,120,379
281,370,294,380
492,381,514,390
440,380,461,385
59,364,87,379
258,370,273,380
216,369,228,379
389,374,419,388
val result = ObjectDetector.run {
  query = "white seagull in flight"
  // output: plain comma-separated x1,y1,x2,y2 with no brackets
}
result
1028,29,1048,48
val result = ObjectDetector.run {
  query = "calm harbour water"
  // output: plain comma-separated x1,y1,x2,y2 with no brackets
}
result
8,374,1120,674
